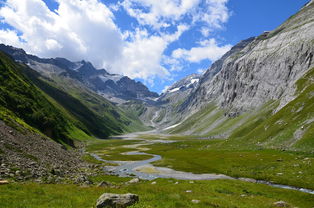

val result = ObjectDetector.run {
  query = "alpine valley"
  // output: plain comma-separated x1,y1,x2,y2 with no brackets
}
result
0,1,314,208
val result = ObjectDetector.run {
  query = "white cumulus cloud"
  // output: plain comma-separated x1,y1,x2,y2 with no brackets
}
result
172,39,231,63
0,0,123,68
121,0,201,29
112,25,188,79
0,0,231,84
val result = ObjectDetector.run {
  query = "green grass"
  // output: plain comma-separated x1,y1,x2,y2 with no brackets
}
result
142,139,314,190
88,174,131,184
86,139,153,161
0,179,313,208
81,154,104,164
100,151,153,161
86,139,143,152
66,125,95,141
169,104,219,134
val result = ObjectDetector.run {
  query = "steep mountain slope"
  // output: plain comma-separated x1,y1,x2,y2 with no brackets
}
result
0,51,148,144
0,52,76,145
168,1,314,151
183,1,314,113
151,74,202,128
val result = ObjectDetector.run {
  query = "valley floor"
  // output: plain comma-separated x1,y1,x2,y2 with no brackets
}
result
1,133,314,208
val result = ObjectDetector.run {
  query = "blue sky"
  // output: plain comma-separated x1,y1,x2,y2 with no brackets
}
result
0,0,309,93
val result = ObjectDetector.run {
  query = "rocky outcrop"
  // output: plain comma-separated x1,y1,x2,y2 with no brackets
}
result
96,193,139,208
181,1,314,115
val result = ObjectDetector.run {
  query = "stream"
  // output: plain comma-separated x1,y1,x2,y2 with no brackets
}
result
91,136,314,195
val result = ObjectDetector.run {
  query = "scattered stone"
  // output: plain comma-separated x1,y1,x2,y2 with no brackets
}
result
174,182,179,184
96,193,139,208
239,178,257,183
273,201,289,207
98,181,113,187
0,180,9,185
186,190,192,193
191,199,200,204
128,178,140,184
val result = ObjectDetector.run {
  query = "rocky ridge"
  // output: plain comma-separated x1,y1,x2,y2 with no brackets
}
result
180,1,314,118
0,44,158,103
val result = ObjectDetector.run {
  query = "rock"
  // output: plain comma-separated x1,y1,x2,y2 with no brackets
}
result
191,199,200,204
185,190,192,193
238,178,257,183
0,180,9,185
128,178,140,184
96,193,139,208
151,181,156,185
97,181,113,187
273,201,289,207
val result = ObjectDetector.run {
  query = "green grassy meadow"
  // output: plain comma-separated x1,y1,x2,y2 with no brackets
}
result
1,178,313,208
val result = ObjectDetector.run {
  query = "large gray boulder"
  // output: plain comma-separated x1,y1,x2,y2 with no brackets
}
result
96,193,139,208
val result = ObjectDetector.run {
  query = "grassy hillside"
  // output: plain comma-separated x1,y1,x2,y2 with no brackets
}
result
0,51,149,144
0,52,77,145
23,68,150,136
169,68,314,152
230,67,314,152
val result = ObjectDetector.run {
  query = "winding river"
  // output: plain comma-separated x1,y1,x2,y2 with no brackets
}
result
91,136,314,195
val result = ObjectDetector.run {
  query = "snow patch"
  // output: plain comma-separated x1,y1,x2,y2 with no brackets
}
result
99,74,123,83
168,87,180,93
71,63,83,71
186,78,199,87
163,122,182,130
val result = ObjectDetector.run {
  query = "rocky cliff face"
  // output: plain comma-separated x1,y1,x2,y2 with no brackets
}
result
181,1,314,116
